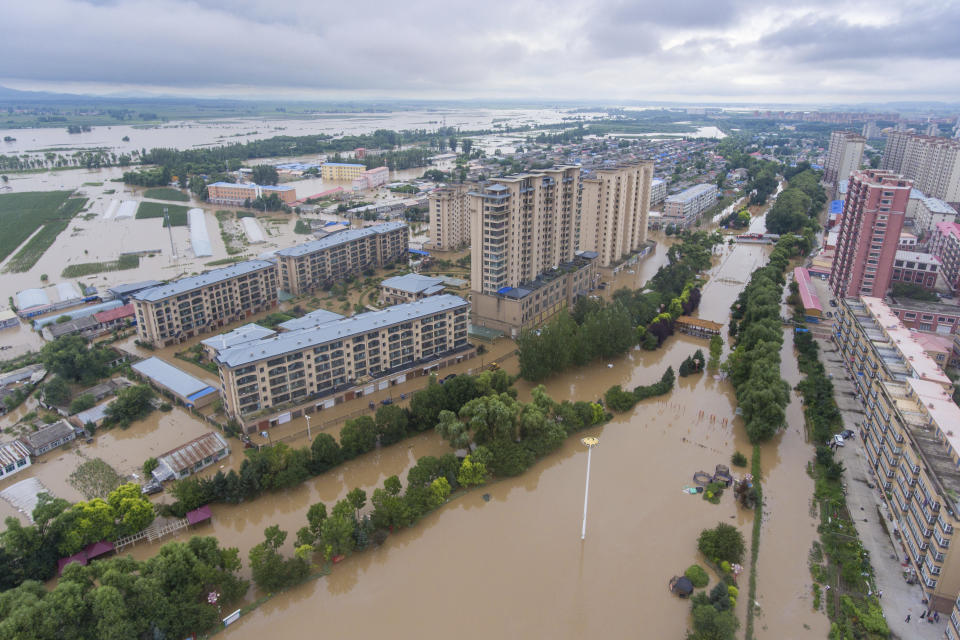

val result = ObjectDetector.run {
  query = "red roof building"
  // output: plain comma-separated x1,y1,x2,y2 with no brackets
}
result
94,303,135,327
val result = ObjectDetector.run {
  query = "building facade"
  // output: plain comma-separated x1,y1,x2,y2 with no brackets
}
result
378,274,445,305
132,260,278,347
835,297,960,613
931,222,960,293
829,170,912,299
351,166,390,190
881,132,960,202
321,163,366,181
907,191,958,236
577,162,654,268
823,131,866,187
886,297,960,335
428,184,470,251
468,166,580,295
274,222,408,296
215,295,470,419
0,441,31,479
649,178,667,207
891,250,941,290
207,182,297,205
662,183,718,227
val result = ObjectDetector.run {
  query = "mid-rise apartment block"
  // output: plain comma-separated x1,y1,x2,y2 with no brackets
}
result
207,182,297,206
663,183,718,228
907,189,958,236
215,294,471,420
132,260,278,347
885,296,960,335
823,131,866,187
835,297,959,613
379,274,445,305
577,162,653,268
829,170,912,299
275,222,408,295
649,178,667,207
321,163,366,181
351,166,389,190
891,250,941,290
881,132,960,202
931,222,960,293
428,184,470,250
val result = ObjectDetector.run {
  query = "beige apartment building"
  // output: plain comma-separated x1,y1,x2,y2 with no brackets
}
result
882,132,960,202
428,184,470,251
577,162,654,268
835,297,960,613
215,294,471,420
132,260,278,347
823,131,865,188
207,182,297,205
321,163,366,181
378,273,445,305
275,222,408,295
663,183,718,227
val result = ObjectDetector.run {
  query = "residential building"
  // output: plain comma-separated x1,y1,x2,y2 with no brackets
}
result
131,357,219,408
94,304,135,332
428,184,470,251
885,296,960,335
931,222,960,293
0,310,18,330
214,294,471,420
274,222,408,296
379,274,446,305
321,163,366,181
834,297,959,613
132,260,278,347
200,324,276,359
577,162,654,268
829,169,912,299
152,432,230,482
663,183,718,227
107,281,164,303
862,121,880,140
907,189,958,236
276,309,344,332
351,166,390,190
0,441,31,479
823,131,866,187
468,166,581,295
881,132,960,202
20,420,77,457
207,182,297,206
41,315,99,341
910,330,954,367
899,232,918,250
649,178,667,207
891,250,941,290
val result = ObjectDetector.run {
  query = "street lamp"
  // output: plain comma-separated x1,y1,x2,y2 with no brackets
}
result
305,413,312,440
580,436,600,540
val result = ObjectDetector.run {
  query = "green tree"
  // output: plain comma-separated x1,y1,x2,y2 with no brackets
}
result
251,165,279,185
40,335,109,384
309,432,342,473
319,513,355,559
249,525,308,591
374,404,408,445
68,393,96,414
339,416,377,459
429,477,451,508
107,483,155,535
43,376,71,406
457,454,487,487
697,523,746,564
346,488,367,520
104,384,154,427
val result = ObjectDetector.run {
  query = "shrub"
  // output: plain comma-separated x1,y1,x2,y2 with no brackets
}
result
159,402,173,411
685,564,709,588
698,523,746,565
731,451,747,467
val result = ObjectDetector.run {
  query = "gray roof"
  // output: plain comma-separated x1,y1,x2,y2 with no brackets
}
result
274,222,407,258
277,308,344,332
131,357,215,399
217,294,469,368
200,324,276,351
131,260,275,303
45,315,99,339
74,401,112,425
922,197,958,215
108,280,164,297
16,289,50,310
665,183,717,202
158,431,229,474
21,420,74,451
380,273,445,294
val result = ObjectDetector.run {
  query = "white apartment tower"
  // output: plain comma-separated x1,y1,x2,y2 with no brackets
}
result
882,132,960,202
577,162,654,267
823,131,866,187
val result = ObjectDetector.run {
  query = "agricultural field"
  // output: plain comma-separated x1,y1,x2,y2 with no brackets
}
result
61,254,140,277
143,187,189,202
135,202,189,226
1,193,88,272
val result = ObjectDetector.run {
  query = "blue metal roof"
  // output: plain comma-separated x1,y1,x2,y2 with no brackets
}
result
409,249,430,256
496,286,513,295
187,388,218,404
829,200,843,214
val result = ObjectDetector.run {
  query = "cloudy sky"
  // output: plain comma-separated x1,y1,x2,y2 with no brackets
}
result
2,0,959,103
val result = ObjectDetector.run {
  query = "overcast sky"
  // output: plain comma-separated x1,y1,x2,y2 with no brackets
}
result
2,0,959,103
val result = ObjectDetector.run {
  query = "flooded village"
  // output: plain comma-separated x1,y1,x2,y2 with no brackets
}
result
1,104,958,640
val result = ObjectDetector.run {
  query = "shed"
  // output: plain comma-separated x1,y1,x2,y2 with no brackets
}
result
0,310,18,330
0,441,31,479
186,504,213,526
669,576,694,597
131,357,218,407
153,432,230,482
83,540,115,560
42,315,100,341
793,267,823,318
58,552,88,576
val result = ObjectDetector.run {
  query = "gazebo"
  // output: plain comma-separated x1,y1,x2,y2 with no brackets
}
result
669,575,694,598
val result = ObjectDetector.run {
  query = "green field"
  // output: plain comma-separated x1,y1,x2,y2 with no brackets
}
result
4,197,89,273
135,202,189,226
143,187,189,202
0,191,75,262
61,254,139,278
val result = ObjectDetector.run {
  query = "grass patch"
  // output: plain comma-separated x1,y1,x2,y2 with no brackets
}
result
205,256,246,266
82,182,103,187
3,197,88,273
0,190,73,262
61,254,139,277
103,189,116,195
136,202,189,226
143,187,189,202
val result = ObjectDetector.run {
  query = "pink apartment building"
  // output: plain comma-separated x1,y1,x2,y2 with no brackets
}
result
930,221,960,293
830,170,912,299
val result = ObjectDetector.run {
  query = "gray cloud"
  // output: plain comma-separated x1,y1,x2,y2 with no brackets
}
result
1,0,959,101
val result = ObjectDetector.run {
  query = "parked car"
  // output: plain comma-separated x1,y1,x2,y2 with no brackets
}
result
830,434,845,448
829,299,838,307
840,429,855,439
141,480,163,495
381,397,394,405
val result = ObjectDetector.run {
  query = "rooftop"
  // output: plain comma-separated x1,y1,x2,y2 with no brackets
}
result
276,309,344,332
94,303,135,324
895,250,941,265
131,260,275,302
380,273,445,294
216,294,469,368
322,162,365,168
200,324,276,352
45,315,99,338
920,197,957,215
794,267,823,313
274,222,407,258
20,420,74,451
935,221,960,241
131,357,216,400
885,295,960,316
0,441,30,467
158,432,229,474
858,297,952,386
665,183,717,202
107,281,164,297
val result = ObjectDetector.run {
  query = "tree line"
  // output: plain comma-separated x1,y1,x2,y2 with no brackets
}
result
765,164,827,236
517,231,719,382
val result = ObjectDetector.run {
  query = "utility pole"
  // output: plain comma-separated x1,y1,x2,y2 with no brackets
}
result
163,206,176,260
580,436,599,540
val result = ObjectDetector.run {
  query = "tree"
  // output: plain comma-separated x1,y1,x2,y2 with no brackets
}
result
436,409,470,450
107,483,155,535
690,603,739,640
319,513,355,559
339,416,377,459
68,393,96,414
429,477,451,508
310,433,342,473
104,384,154,427
461,139,473,155
251,165,279,185
457,454,487,487
43,376,70,406
374,404,408,446
346,488,367,520
142,457,158,477
697,523,746,564
249,525,308,591
40,335,109,384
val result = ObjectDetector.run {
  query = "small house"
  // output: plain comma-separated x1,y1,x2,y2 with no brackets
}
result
152,432,230,482
0,441,31,479
20,420,77,457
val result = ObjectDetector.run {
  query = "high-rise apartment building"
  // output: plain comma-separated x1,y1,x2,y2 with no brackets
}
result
132,260,279,347
428,185,470,250
829,170,912,299
577,162,654,268
931,222,960,293
881,132,960,202
274,222,408,295
823,131,865,187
